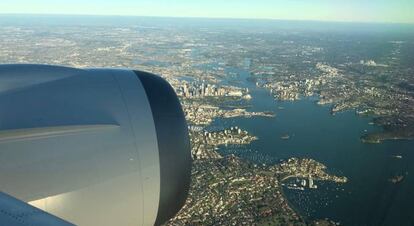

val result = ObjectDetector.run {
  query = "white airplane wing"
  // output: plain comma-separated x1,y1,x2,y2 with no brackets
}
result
0,192,73,226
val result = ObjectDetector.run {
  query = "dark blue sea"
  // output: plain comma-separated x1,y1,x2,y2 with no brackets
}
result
210,67,414,226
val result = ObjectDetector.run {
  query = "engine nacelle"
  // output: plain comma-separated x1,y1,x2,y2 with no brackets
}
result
0,64,191,225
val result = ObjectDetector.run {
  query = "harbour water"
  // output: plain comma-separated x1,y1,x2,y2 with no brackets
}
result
210,67,414,225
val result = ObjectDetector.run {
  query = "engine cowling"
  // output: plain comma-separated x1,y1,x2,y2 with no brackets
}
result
0,64,191,226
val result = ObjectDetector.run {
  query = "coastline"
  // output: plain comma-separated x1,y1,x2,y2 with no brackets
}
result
280,184,309,223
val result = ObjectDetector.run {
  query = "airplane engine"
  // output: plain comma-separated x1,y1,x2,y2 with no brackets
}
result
0,64,192,226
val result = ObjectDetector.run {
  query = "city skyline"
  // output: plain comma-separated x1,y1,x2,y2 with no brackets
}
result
0,0,414,24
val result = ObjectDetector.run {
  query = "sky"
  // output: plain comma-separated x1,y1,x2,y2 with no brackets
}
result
0,0,413,24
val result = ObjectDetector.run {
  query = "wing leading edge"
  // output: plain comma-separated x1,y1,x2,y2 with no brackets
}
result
0,192,73,226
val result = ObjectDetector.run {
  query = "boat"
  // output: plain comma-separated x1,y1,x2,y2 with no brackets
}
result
281,134,290,140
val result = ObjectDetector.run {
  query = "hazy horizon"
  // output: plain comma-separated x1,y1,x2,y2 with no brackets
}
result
1,13,414,26
1,0,413,24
